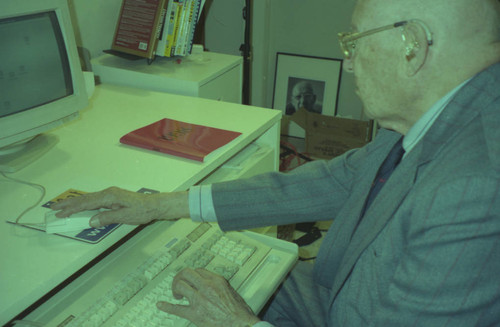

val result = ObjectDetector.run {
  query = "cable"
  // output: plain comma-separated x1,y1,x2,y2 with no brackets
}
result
0,171,46,225
240,0,251,105
279,140,313,172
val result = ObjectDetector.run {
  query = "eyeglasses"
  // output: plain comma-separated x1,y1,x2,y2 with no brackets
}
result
338,19,433,60
293,93,314,101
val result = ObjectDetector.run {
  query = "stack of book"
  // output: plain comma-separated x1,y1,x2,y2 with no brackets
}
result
111,0,206,60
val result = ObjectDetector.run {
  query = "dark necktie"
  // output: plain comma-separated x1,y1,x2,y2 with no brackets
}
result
361,137,405,216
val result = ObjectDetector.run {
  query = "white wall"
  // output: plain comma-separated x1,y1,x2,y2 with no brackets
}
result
203,0,245,55
68,0,122,61
250,0,363,119
69,0,364,119
204,0,364,119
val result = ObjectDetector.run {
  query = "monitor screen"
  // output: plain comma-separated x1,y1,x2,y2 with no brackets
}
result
0,0,88,173
0,12,73,118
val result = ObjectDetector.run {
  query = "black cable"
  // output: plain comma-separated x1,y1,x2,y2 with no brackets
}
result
240,0,251,105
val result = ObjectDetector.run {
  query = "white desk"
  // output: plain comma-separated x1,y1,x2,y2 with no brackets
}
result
0,84,280,325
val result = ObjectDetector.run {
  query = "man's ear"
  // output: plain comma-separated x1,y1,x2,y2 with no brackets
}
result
401,22,430,76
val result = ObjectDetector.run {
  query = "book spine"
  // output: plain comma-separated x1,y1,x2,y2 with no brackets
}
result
152,2,168,57
169,0,185,57
163,0,178,56
174,0,190,56
186,0,202,55
176,0,194,56
155,0,171,56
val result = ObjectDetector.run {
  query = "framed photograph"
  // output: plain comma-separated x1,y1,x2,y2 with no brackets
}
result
272,53,343,137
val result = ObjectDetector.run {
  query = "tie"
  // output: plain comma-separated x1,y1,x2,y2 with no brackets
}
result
361,137,405,216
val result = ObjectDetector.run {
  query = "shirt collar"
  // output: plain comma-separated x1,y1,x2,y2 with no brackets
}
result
402,79,470,155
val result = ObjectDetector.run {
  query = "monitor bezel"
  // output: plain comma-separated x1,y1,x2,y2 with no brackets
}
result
0,0,88,150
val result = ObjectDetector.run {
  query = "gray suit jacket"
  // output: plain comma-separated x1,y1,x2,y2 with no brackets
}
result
212,62,500,326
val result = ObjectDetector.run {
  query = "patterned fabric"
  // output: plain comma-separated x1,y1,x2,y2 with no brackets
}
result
361,137,405,216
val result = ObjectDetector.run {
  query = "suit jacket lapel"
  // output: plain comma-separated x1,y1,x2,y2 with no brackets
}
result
328,145,419,303
313,131,401,289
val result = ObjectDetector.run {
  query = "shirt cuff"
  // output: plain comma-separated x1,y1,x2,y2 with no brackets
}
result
188,184,217,223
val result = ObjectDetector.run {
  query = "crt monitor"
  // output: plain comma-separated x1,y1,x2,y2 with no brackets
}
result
0,0,88,172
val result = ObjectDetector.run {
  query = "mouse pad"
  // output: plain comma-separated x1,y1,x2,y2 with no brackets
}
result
13,187,159,244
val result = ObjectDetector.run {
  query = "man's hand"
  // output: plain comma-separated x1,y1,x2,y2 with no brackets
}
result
50,187,189,227
157,268,261,327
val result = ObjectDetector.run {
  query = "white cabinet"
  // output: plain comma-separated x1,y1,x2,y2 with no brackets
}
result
91,52,243,103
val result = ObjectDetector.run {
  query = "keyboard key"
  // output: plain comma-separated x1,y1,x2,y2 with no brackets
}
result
62,221,294,327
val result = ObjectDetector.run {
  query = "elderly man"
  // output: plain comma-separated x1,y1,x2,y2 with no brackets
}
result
285,80,323,115
53,0,500,326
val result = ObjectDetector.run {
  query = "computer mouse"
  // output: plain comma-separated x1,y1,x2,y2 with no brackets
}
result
45,210,99,234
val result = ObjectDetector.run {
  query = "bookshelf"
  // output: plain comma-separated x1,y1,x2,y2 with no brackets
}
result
91,51,243,104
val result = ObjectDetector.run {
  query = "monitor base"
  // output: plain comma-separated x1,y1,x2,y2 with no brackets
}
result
0,134,58,173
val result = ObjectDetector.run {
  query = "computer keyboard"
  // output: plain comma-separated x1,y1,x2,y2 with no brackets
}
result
56,220,298,327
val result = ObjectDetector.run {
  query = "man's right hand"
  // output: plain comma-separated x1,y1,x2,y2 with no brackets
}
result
157,268,261,327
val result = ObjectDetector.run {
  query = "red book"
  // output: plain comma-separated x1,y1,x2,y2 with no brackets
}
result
120,118,242,162
111,0,168,59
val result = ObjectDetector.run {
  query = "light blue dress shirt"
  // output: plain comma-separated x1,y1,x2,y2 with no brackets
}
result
402,79,469,155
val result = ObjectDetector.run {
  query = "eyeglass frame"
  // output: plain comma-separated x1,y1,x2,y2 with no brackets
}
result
338,19,434,60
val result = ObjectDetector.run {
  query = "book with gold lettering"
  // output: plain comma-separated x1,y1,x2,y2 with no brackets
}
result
119,118,242,162
111,0,168,60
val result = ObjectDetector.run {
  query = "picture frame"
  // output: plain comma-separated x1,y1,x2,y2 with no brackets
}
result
272,53,343,138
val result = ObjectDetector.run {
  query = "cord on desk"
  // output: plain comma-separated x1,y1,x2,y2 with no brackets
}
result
0,171,46,225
